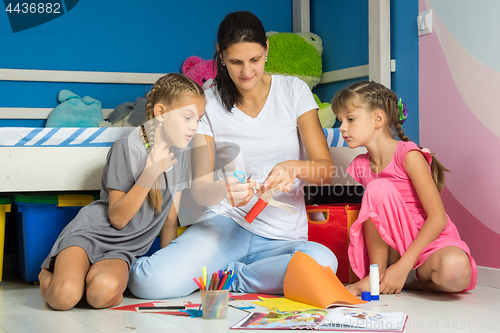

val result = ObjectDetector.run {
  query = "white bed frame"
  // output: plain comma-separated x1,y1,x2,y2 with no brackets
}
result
0,0,392,192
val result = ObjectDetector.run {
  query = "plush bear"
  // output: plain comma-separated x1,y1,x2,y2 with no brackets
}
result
46,90,104,127
181,56,217,90
265,31,336,128
99,96,147,127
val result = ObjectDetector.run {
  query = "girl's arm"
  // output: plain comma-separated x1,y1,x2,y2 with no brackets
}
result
190,134,256,207
109,144,177,230
108,185,151,230
400,150,448,267
160,192,182,248
380,150,448,293
260,109,335,192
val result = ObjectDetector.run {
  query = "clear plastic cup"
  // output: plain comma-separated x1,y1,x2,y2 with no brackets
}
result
200,289,229,319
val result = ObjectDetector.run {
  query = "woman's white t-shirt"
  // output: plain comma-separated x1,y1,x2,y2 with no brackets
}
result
197,75,318,241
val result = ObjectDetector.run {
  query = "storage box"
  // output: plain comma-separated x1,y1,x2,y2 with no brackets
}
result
12,193,97,282
306,203,361,284
0,198,12,282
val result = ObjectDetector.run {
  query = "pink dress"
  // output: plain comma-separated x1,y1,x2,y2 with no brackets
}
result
347,141,477,291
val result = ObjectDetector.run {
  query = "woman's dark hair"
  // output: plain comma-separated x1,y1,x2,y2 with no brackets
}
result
213,11,268,112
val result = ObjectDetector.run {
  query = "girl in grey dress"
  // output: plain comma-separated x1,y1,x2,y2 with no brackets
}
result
39,73,205,310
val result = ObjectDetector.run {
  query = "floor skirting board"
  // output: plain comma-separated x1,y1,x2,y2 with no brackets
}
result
477,266,500,289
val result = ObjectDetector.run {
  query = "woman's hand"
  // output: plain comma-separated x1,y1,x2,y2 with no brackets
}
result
379,261,413,294
221,176,256,207
257,160,298,195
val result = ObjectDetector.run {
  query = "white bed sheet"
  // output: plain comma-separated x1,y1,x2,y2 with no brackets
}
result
0,127,360,192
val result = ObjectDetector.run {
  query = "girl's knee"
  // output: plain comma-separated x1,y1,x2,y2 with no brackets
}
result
437,252,471,291
46,279,84,311
86,274,126,309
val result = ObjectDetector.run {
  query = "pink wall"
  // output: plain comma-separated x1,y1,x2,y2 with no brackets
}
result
419,0,500,268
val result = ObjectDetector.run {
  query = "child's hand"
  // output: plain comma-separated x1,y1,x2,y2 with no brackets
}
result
145,142,177,171
222,176,256,207
258,161,297,195
379,262,412,294
137,142,177,189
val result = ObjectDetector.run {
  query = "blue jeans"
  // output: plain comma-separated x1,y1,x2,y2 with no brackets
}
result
128,213,338,299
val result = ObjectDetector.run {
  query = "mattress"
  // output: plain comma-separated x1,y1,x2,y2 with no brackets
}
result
323,128,347,147
0,127,135,147
0,127,355,192
0,127,346,148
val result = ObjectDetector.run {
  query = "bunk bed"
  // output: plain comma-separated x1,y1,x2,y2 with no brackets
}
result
0,0,392,192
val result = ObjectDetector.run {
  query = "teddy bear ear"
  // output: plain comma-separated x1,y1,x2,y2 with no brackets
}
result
57,89,80,103
182,56,202,74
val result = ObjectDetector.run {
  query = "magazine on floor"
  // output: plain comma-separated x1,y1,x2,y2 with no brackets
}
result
231,307,407,331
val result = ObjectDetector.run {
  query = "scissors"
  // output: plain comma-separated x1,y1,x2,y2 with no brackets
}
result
233,171,252,184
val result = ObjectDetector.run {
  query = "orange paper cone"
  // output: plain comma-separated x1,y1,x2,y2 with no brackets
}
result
283,251,366,309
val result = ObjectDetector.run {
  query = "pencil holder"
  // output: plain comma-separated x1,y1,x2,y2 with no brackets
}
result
201,289,229,319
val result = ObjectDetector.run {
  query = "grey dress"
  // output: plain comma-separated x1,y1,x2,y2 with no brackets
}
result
41,131,189,270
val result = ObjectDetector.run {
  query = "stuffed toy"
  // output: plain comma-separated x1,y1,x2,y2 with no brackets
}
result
181,56,217,90
46,90,104,127
265,31,336,128
314,93,336,128
99,96,147,127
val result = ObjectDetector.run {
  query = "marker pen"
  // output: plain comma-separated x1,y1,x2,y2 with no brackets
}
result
370,264,380,300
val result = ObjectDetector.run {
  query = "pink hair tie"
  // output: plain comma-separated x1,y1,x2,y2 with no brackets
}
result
421,148,430,154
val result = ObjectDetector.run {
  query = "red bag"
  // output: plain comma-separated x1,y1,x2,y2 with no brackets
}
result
306,203,361,283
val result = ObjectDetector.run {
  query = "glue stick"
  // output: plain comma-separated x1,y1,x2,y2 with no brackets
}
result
369,264,380,300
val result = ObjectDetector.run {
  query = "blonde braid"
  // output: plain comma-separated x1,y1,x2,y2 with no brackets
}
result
141,73,204,212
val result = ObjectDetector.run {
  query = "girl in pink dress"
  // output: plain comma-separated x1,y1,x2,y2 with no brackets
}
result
331,81,477,296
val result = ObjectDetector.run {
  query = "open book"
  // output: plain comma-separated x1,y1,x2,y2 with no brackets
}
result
231,307,407,331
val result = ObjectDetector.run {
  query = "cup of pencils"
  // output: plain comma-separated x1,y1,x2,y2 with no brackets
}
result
200,289,229,319
194,268,235,319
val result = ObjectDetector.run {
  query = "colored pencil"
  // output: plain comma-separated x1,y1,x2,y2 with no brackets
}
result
193,277,202,290
217,273,228,290
202,267,207,290
224,272,237,290
222,272,232,290
198,276,205,290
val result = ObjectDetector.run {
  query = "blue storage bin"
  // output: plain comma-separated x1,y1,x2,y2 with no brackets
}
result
12,193,97,282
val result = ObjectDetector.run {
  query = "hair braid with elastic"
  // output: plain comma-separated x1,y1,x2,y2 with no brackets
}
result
140,73,204,211
331,80,449,192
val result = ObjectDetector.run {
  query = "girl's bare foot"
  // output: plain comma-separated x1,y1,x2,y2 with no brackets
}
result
346,275,370,296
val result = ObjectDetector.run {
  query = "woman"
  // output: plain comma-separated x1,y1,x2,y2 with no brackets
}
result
128,11,337,299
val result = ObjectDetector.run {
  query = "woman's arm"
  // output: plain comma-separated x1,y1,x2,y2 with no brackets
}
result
190,134,256,207
160,191,182,248
260,109,335,193
380,150,448,293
